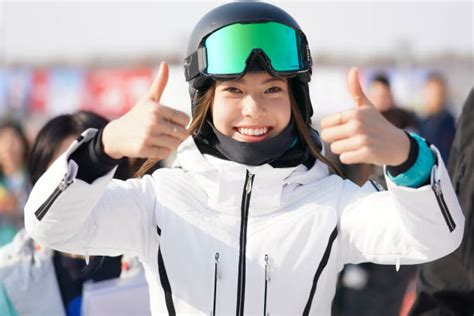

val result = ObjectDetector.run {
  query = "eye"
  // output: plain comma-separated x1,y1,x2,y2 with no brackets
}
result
265,86,283,94
223,87,242,94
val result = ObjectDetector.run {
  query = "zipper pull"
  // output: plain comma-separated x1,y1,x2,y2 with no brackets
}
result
432,179,442,196
431,177,456,232
395,257,400,272
58,160,78,191
246,172,254,193
264,254,271,282
58,177,71,191
58,171,75,191
85,250,90,265
212,252,220,316
264,254,270,316
215,252,221,279
63,159,78,189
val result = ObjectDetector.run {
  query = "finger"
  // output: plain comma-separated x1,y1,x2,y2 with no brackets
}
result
339,148,370,164
157,105,190,126
320,110,354,129
147,61,169,102
156,119,189,140
330,135,368,155
348,67,368,108
147,134,182,150
321,122,357,143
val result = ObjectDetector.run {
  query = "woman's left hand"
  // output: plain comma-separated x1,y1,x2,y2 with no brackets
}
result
320,68,410,166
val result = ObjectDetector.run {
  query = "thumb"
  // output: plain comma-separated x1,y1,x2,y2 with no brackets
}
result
348,67,368,108
147,61,169,102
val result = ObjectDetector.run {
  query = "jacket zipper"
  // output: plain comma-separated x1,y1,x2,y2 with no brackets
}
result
34,172,74,221
432,179,456,232
263,254,270,316
212,252,220,316
236,170,254,316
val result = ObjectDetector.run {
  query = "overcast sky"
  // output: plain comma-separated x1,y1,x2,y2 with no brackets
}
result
1,0,473,64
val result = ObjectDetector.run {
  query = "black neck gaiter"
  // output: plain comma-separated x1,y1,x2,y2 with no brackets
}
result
194,120,320,168
210,120,296,166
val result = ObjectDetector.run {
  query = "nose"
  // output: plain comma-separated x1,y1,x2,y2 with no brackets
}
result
241,94,266,118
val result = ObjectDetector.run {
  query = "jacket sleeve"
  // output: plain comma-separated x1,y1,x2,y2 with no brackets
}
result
337,145,465,266
24,129,158,260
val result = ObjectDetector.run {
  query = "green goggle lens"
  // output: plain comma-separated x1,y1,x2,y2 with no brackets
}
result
204,22,303,75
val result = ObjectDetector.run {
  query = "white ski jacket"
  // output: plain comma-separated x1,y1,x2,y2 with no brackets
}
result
24,129,464,315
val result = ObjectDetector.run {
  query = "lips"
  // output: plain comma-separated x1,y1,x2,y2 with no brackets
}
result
233,126,273,142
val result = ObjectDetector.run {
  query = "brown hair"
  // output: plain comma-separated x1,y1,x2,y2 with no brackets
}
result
288,91,342,176
135,81,342,177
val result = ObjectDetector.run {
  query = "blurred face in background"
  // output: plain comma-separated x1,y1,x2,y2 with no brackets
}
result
368,81,394,112
0,127,27,174
424,79,446,114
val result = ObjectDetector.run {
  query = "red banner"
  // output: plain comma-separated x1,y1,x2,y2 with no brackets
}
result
81,69,153,119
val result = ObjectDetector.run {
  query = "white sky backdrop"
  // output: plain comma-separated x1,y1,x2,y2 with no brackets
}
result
1,1,473,63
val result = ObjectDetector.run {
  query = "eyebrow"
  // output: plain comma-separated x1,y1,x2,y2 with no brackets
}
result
262,77,286,84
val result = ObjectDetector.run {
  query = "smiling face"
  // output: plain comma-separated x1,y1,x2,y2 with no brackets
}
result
212,72,291,143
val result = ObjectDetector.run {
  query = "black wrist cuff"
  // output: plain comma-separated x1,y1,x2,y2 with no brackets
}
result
92,128,123,166
386,131,419,177
69,129,121,184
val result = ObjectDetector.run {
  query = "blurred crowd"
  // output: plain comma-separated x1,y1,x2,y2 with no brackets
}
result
0,69,470,316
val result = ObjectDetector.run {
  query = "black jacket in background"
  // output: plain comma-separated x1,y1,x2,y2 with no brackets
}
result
410,88,474,316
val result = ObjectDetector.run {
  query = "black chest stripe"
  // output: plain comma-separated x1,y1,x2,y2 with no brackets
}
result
157,226,176,315
302,227,338,316
236,170,254,316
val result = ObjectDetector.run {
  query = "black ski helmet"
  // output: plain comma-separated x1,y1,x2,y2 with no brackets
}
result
184,1,314,124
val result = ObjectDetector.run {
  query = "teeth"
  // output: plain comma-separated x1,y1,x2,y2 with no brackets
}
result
238,127,269,136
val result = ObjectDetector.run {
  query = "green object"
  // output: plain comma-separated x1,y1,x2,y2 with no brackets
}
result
0,282,18,316
205,22,304,75
388,133,436,188
0,225,16,247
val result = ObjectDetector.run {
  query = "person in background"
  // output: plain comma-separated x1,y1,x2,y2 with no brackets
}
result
419,73,456,162
408,88,473,316
26,111,128,316
0,120,30,245
369,73,418,133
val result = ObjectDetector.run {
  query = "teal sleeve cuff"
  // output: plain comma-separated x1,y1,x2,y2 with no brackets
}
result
387,133,436,188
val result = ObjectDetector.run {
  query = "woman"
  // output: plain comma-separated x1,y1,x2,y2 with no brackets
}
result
24,2,463,315
0,120,30,245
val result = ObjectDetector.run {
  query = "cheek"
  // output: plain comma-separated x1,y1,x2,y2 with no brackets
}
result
212,96,236,136
274,99,292,131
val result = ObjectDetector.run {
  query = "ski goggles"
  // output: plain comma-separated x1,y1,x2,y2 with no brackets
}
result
185,21,312,81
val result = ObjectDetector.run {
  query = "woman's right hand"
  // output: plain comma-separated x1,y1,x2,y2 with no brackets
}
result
102,62,190,160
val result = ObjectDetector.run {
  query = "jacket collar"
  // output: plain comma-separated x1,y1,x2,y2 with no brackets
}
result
174,137,329,215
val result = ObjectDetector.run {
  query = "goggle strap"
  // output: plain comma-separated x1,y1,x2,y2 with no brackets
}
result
184,52,196,81
185,47,208,81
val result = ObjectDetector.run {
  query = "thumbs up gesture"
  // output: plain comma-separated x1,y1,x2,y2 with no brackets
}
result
320,68,410,166
102,62,190,160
